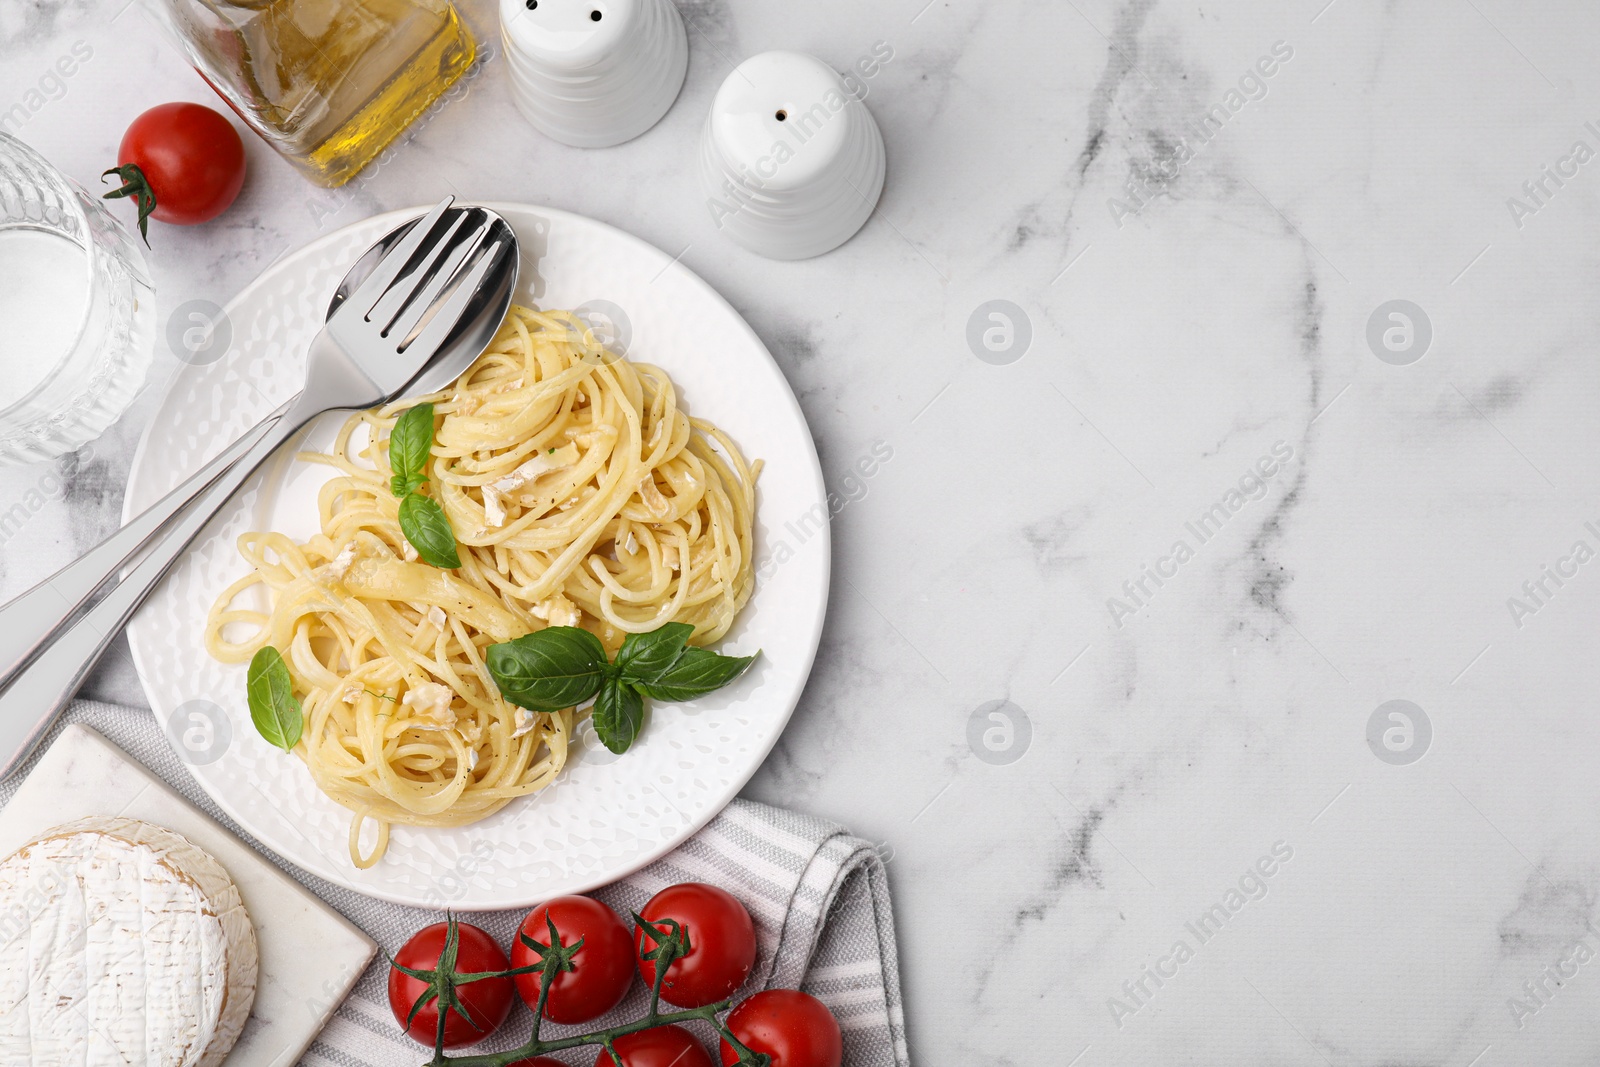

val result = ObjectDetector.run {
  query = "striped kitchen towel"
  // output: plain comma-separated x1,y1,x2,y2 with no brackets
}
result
1,701,909,1067
314,801,911,1067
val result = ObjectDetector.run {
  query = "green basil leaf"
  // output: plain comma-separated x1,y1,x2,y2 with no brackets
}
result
398,493,460,569
614,622,694,686
634,647,759,703
388,402,435,499
591,676,645,754
390,471,426,498
246,646,303,752
487,626,610,712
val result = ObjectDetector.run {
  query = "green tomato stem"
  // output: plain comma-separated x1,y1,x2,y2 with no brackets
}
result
100,163,155,246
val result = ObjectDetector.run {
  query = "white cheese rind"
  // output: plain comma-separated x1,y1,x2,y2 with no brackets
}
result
0,817,258,1067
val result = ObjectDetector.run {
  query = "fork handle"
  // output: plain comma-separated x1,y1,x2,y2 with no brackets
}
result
0,409,287,692
0,394,315,778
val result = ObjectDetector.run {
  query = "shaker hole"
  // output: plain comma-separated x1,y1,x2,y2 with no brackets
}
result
525,0,536,7
775,109,787,121
590,9,602,19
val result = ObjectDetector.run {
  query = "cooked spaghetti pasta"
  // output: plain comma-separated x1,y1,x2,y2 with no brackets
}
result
204,305,759,867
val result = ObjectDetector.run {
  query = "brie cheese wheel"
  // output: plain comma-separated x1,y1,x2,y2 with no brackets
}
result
0,817,258,1066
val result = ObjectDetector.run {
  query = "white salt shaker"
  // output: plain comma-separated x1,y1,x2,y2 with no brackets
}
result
500,0,688,148
699,50,886,260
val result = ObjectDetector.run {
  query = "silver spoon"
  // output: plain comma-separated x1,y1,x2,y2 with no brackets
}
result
0,198,519,776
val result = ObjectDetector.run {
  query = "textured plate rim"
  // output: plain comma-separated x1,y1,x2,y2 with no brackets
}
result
124,202,829,908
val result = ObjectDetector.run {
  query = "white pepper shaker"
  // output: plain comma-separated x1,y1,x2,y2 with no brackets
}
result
500,0,688,148
699,50,887,260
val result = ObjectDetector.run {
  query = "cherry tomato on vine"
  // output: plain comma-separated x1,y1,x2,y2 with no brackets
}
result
636,883,756,1008
387,922,515,1048
512,895,637,1023
718,990,842,1067
595,1025,714,1067
102,102,246,244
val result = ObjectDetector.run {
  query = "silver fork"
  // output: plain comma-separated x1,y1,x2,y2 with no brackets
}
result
0,197,519,776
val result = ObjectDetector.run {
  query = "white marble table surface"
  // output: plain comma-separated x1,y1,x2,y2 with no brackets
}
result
7,0,1600,1064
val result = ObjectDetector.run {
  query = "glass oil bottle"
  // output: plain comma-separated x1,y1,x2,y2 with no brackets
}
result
154,0,476,187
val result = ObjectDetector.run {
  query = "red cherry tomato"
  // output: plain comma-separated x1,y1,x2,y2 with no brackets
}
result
512,895,636,1023
719,990,841,1067
635,883,756,1008
104,102,245,239
387,922,515,1048
596,1025,714,1067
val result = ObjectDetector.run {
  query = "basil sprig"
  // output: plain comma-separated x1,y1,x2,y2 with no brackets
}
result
247,646,303,752
633,647,757,702
398,494,461,569
387,402,460,568
486,626,611,711
593,675,645,754
389,402,434,498
486,622,757,754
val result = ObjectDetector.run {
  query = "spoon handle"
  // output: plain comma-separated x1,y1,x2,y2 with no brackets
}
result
0,393,317,778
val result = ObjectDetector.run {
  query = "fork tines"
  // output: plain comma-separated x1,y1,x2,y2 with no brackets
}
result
334,197,508,360
404,232,510,356
339,196,457,319
382,212,495,347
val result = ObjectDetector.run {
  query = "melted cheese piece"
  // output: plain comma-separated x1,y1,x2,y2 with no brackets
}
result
0,818,258,1067
402,682,457,729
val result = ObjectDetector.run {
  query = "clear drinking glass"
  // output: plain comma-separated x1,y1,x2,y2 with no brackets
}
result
0,132,155,465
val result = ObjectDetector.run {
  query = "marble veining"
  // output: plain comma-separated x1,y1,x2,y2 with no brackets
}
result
6,0,1600,1064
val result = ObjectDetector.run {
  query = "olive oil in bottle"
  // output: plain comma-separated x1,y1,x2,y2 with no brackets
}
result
156,0,476,187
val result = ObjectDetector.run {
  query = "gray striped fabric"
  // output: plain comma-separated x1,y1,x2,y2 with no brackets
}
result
0,701,909,1066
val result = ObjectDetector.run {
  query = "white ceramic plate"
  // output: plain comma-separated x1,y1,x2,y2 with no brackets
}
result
124,204,828,908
